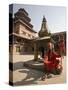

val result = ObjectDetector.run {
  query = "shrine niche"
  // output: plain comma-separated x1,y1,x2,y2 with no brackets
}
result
34,16,51,61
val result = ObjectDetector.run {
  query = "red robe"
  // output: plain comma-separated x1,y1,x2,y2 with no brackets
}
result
59,40,65,55
43,52,61,72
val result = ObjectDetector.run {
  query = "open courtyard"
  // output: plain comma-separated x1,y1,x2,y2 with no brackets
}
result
10,55,66,86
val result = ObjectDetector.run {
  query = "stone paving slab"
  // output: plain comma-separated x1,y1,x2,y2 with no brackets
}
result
12,56,66,86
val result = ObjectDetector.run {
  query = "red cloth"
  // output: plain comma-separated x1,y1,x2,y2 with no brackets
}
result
43,52,61,72
59,41,65,54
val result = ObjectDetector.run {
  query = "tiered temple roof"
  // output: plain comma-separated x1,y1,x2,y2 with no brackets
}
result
14,8,36,33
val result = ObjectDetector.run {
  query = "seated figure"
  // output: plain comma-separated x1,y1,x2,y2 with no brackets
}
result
41,42,62,80
43,51,62,74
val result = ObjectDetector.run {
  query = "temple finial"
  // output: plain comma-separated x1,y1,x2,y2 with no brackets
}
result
38,16,48,37
42,15,47,22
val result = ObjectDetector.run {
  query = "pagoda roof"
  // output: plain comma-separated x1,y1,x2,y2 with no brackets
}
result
18,8,28,16
14,19,37,33
14,8,31,22
9,33,32,40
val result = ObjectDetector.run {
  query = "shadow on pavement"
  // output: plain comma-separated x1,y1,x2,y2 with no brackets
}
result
14,67,44,86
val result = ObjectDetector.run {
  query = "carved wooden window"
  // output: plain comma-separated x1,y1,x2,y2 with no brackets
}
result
16,46,20,52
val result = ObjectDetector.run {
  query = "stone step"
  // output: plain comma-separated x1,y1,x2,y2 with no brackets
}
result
23,60,45,71
23,60,62,75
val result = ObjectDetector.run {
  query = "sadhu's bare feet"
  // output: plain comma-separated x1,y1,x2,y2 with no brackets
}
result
41,75,46,81
47,74,52,78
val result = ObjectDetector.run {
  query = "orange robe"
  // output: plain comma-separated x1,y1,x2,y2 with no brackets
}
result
43,52,61,72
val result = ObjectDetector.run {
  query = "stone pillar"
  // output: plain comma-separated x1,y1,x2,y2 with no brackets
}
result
34,42,38,61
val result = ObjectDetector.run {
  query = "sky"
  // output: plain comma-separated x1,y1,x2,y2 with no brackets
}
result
10,4,66,33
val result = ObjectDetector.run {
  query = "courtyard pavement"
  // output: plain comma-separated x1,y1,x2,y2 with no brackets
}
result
12,55,66,86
